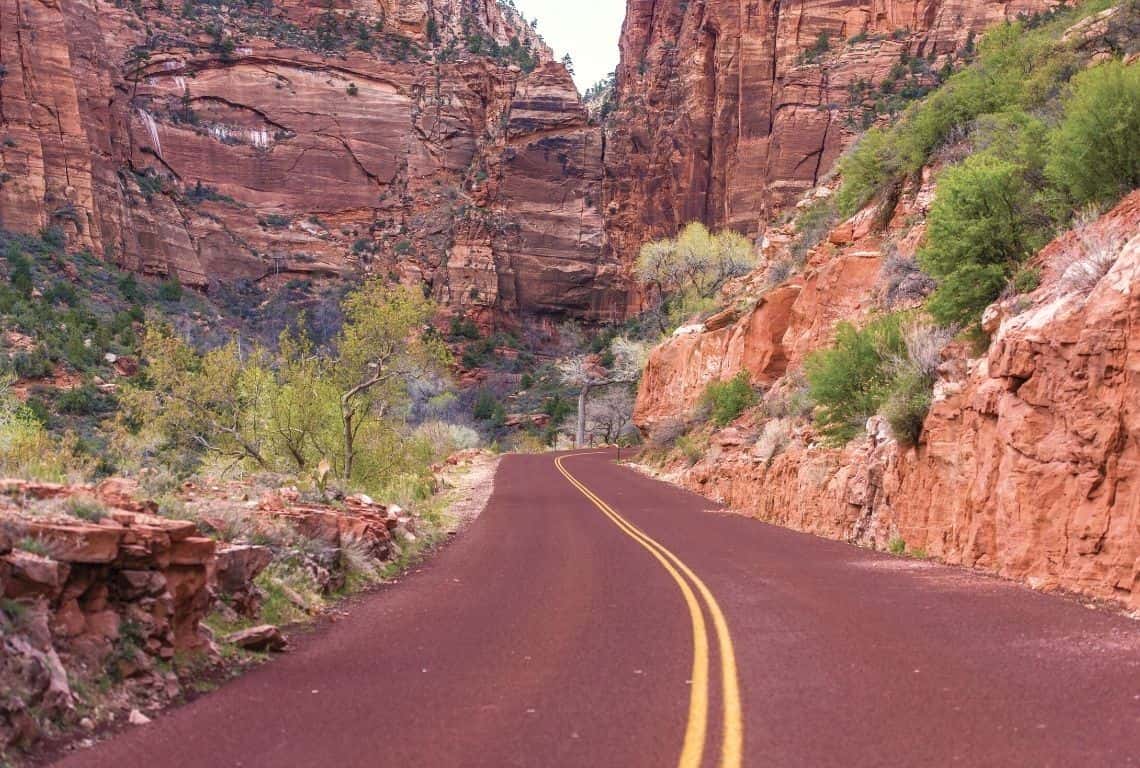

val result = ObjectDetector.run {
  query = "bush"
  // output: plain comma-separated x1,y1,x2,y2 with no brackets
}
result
56,385,110,416
12,348,53,379
157,278,183,302
805,314,906,444
472,389,505,427
790,199,837,262
675,434,705,465
880,367,932,446
700,371,757,427
1046,60,1140,208
117,273,147,303
834,9,1097,218
919,156,1042,326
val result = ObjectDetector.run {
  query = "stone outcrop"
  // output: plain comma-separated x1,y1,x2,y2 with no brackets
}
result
0,474,418,750
603,0,1054,270
0,0,623,325
634,200,893,431
635,192,1140,611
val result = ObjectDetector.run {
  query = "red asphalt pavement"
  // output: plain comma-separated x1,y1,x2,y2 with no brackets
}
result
53,450,1140,767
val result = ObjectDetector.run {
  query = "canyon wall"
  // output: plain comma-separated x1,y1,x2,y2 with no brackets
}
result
635,191,1140,611
0,0,624,324
603,0,1051,267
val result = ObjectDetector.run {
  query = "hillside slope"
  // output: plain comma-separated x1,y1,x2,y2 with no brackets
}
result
632,1,1140,610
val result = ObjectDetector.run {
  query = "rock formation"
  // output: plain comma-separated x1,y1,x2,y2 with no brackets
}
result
603,0,1053,270
634,190,1140,611
0,474,417,748
0,0,624,325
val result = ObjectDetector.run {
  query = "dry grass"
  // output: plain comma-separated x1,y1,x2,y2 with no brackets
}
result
1055,211,1124,296
900,319,955,379
753,418,792,465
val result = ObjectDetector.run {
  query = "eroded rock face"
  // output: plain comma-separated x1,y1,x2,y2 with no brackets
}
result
636,192,1140,610
634,249,883,432
0,0,623,324
603,0,1053,270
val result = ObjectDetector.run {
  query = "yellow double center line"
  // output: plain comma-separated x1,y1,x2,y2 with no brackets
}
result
555,452,743,768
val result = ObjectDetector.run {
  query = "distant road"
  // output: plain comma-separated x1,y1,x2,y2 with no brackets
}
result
55,450,1140,767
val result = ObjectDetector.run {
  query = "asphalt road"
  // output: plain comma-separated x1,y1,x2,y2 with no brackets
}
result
54,450,1140,767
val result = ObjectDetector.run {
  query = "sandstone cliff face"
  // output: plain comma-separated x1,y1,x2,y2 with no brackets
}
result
636,192,1140,610
603,0,1052,269
0,0,623,324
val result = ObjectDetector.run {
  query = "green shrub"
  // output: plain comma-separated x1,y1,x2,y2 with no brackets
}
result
805,314,905,444
12,348,52,379
880,367,932,447
1046,59,1140,208
888,537,907,555
919,156,1043,326
833,8,1101,218
701,371,757,427
5,245,33,297
472,389,505,426
117,273,147,303
1010,265,1042,294
157,278,183,302
675,434,705,464
56,385,110,416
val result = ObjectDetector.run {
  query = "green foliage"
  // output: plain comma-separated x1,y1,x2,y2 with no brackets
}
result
700,371,757,427
834,5,1109,219
473,389,506,427
157,278,183,302
888,537,907,555
1046,60,1140,208
879,367,932,447
790,199,838,263
65,496,107,522
117,273,147,304
120,283,449,494
636,222,756,332
448,316,480,340
805,314,906,444
675,433,705,465
1011,265,1042,294
0,381,90,481
803,32,831,63
919,156,1043,327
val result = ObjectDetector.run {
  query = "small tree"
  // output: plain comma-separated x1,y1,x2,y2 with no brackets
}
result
635,222,756,332
122,325,274,471
329,282,449,480
559,335,646,448
918,155,1040,327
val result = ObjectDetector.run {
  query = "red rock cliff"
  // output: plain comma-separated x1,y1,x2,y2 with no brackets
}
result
603,0,1051,270
0,0,624,323
635,191,1140,611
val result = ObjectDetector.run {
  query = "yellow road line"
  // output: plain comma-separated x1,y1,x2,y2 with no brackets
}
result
555,454,709,768
555,452,744,768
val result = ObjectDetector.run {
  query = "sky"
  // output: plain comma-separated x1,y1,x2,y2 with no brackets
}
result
513,0,626,92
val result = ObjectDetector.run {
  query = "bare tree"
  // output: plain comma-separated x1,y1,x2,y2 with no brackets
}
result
559,336,647,448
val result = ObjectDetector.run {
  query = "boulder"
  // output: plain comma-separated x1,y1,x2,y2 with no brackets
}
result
224,624,287,653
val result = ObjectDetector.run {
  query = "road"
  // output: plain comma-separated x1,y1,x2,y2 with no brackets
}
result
55,450,1140,767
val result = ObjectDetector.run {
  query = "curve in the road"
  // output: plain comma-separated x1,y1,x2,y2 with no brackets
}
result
555,451,743,768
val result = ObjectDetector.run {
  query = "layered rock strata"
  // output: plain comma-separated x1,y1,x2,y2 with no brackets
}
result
0,0,623,323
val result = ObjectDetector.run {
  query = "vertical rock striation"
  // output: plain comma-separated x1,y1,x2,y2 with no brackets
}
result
0,0,624,324
603,0,1053,271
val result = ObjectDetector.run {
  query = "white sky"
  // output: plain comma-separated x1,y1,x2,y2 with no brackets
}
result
514,0,625,92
